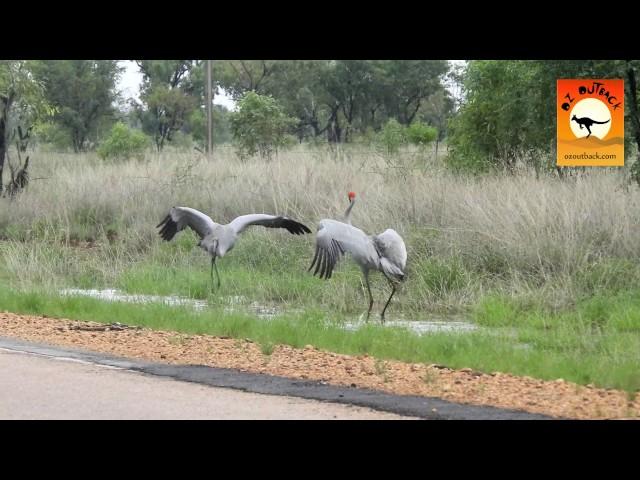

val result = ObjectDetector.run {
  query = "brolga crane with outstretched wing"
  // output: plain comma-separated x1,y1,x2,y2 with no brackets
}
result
157,207,311,290
308,192,407,321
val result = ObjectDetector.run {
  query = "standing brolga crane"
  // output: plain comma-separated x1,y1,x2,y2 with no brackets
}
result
308,192,407,322
157,207,311,290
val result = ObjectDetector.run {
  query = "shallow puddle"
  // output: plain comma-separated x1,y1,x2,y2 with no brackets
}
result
59,288,478,335
59,289,277,319
342,317,478,335
59,288,209,311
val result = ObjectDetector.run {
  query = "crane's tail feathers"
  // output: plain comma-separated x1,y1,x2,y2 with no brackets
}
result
157,214,178,241
380,257,405,282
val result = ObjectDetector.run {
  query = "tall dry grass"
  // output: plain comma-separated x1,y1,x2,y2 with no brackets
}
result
1,145,640,311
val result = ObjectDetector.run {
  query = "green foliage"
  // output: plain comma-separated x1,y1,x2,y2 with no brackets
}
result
376,118,407,155
444,148,493,174
472,295,519,327
0,61,54,194
167,130,194,150
217,60,451,144
351,126,377,145
0,61,54,123
135,61,198,151
374,119,438,156
420,89,454,141
139,85,197,151
97,122,149,161
415,257,467,295
33,121,73,151
186,104,233,146
631,158,640,187
230,91,296,160
376,60,449,125
406,121,437,146
30,60,121,152
447,60,637,173
216,60,281,99
576,259,640,296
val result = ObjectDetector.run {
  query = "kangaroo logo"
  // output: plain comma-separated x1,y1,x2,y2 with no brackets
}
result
567,97,612,140
570,114,610,138
557,78,624,167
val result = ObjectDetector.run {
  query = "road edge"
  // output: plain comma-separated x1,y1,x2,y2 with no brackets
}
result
0,336,555,420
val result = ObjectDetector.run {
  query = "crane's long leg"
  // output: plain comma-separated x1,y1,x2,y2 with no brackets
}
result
210,256,221,291
380,279,397,323
364,271,374,322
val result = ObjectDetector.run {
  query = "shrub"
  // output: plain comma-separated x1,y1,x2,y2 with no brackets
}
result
97,122,150,161
229,92,296,160
376,118,407,156
406,121,437,147
33,121,73,151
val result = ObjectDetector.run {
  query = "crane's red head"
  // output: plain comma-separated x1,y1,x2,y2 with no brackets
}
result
348,191,356,201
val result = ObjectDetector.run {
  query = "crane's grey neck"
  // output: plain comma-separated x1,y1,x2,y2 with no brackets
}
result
344,199,355,224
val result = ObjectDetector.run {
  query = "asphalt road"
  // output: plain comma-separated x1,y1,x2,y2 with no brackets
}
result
0,337,553,419
0,348,414,420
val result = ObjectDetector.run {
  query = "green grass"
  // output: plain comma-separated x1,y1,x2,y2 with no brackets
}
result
1,285,639,393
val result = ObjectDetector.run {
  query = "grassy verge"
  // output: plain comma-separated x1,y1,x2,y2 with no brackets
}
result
1,286,639,393
1,149,640,393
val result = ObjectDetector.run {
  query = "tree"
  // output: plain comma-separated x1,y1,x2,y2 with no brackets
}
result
216,60,280,99
0,61,51,194
624,61,640,183
213,60,452,144
378,60,449,125
319,60,378,142
186,104,233,147
31,60,122,152
447,60,640,174
259,61,333,141
229,92,295,160
134,60,198,151
420,90,454,159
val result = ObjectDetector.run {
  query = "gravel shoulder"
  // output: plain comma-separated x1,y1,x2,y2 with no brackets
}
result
0,348,416,420
1,311,638,419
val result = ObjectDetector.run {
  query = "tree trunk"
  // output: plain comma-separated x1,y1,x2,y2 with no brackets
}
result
311,119,321,137
0,96,8,195
327,109,342,143
406,101,422,125
626,62,640,164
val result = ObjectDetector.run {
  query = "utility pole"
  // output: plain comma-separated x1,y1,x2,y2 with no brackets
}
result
206,60,213,158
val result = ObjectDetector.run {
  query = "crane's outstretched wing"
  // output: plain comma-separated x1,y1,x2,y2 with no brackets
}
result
308,220,377,280
228,214,311,236
373,229,407,281
157,206,217,241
